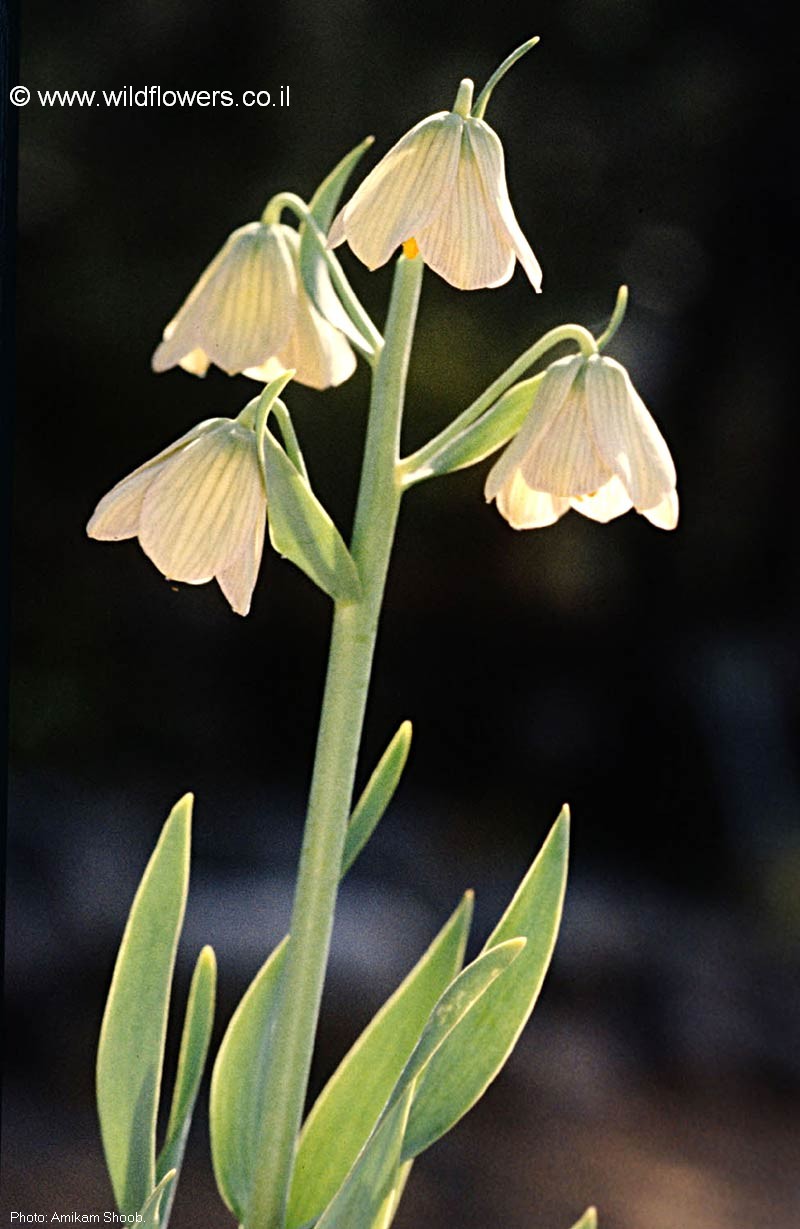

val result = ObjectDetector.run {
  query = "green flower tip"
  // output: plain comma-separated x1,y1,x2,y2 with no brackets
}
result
596,285,629,352
452,77,474,117
473,35,540,120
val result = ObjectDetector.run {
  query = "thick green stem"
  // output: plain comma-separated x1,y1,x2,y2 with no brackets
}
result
246,252,424,1229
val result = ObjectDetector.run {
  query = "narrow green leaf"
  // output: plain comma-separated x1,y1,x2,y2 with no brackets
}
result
301,137,375,351
416,374,544,482
315,1084,415,1229
261,425,361,603
286,893,472,1229
209,938,289,1221
156,945,217,1227
341,721,413,877
387,938,526,1111
138,1170,176,1228
307,135,374,234
401,808,570,1160
570,1208,598,1229
96,795,192,1213
369,1159,412,1229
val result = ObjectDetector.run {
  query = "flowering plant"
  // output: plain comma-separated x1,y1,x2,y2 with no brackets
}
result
88,37,676,1229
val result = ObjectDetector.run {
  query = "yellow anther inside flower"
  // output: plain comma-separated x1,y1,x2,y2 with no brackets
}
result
402,237,420,260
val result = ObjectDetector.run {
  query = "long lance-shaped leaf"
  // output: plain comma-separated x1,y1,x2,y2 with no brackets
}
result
400,808,570,1160
96,795,192,1214
406,373,546,483
314,939,525,1229
369,1159,412,1229
570,1208,598,1229
155,945,217,1228
138,1170,177,1229
384,938,526,1115
300,137,377,352
314,1084,415,1229
259,413,361,603
341,721,413,877
286,893,472,1229
209,937,289,1222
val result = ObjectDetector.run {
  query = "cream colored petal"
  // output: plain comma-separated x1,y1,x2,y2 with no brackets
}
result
87,419,228,539
585,356,676,511
484,355,586,501
496,471,569,529
243,356,289,384
178,348,211,377
466,119,542,292
642,489,679,530
274,300,357,389
570,475,633,523
329,113,463,270
415,127,515,290
522,378,612,497
139,424,265,585
87,465,163,540
217,506,267,615
268,229,356,389
152,223,297,376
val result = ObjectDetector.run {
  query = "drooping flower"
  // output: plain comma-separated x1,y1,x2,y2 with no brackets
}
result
484,353,678,529
152,222,356,390
87,417,267,615
327,79,542,292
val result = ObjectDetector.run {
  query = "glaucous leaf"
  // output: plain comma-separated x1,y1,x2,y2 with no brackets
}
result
314,1084,415,1229
286,893,472,1228
138,1170,176,1229
410,373,545,483
341,721,412,877
96,795,192,1213
156,945,217,1227
261,425,361,603
401,808,570,1159
300,138,375,351
209,938,289,1222
369,1159,412,1229
386,938,526,1111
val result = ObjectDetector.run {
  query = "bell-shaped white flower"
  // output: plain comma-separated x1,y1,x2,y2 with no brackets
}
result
87,418,267,615
485,352,678,530
327,80,542,292
152,222,356,390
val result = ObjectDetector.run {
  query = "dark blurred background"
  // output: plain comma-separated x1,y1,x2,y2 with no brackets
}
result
3,1,798,1226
